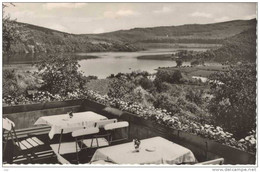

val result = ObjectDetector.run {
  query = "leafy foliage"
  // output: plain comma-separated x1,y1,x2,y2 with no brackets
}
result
3,69,42,97
36,55,87,96
176,59,183,67
208,63,256,137
138,77,155,91
212,28,256,63
191,59,205,66
3,69,20,96
107,78,136,102
2,3,23,54
154,92,180,114
154,70,183,91
185,89,204,106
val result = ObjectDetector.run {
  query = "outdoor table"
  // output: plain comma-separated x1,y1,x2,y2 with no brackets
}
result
34,111,108,139
90,136,197,165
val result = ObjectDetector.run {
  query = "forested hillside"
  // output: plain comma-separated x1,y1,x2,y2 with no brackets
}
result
97,19,256,44
7,19,256,54
9,22,140,53
175,25,256,63
211,27,256,62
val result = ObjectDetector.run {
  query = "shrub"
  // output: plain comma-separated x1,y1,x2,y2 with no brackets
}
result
138,77,155,91
3,69,20,97
171,70,182,83
107,78,136,102
185,89,204,106
208,63,256,138
191,59,203,66
154,93,180,114
154,70,183,91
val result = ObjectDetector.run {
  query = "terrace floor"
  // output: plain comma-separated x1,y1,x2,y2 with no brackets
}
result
5,128,188,165
3,125,130,165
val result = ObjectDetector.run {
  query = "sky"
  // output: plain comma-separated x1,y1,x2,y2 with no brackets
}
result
3,2,257,34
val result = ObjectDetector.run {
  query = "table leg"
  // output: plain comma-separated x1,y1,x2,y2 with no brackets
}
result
58,129,64,154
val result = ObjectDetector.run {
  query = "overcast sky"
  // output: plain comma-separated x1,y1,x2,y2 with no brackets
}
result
4,2,257,34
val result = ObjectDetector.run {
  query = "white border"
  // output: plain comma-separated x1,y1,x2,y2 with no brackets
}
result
1,1,258,172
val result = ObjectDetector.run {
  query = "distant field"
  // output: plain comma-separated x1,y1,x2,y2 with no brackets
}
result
159,65,227,78
138,43,222,49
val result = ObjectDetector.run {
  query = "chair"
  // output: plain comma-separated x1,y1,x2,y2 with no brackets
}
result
3,117,45,163
80,119,118,149
104,121,129,143
80,128,110,148
71,127,100,163
49,126,98,164
50,127,100,164
196,158,224,165
95,119,118,129
50,142,80,164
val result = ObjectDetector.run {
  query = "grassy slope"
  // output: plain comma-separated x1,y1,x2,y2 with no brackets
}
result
85,79,112,95
159,65,228,79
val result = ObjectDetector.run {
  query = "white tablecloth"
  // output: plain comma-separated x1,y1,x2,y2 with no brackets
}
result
34,111,107,139
91,136,197,165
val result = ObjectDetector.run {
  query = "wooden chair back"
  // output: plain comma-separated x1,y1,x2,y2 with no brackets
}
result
95,119,118,128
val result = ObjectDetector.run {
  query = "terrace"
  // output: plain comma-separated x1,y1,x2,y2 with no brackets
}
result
2,98,256,165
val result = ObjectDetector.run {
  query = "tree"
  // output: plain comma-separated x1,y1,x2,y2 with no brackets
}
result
2,3,27,54
208,63,256,137
3,3,30,55
36,54,87,96
190,59,200,66
138,77,155,92
171,70,182,84
154,70,183,91
176,59,183,67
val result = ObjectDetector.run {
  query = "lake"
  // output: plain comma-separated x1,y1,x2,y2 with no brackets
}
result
3,48,215,79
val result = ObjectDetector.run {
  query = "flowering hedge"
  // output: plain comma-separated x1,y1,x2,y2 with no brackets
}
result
3,89,256,153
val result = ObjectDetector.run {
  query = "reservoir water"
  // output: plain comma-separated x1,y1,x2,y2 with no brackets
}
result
3,48,213,79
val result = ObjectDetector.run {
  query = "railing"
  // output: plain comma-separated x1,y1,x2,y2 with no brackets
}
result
3,100,84,129
2,99,256,164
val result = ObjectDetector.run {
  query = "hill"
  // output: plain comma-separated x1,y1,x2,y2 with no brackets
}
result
9,22,140,53
96,19,256,44
7,19,256,54
211,27,256,62
173,26,257,63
